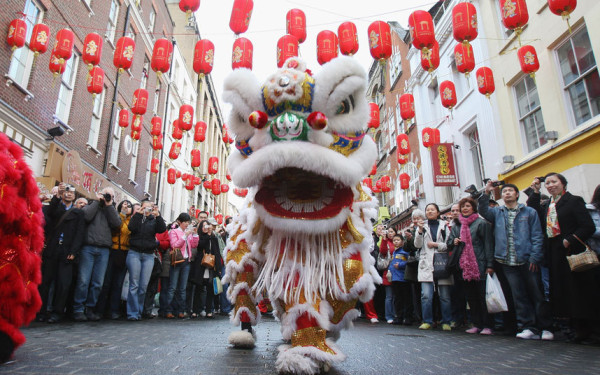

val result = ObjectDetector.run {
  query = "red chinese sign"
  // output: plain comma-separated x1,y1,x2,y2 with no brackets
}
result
431,143,459,186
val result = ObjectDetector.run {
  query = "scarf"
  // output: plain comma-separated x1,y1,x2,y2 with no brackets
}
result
458,213,480,281
428,219,439,242
546,194,562,238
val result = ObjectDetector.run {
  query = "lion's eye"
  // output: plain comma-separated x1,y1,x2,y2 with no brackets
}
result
335,96,354,115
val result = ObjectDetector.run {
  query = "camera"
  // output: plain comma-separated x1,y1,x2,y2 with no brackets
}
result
464,184,482,199
491,180,505,187
66,185,76,192
103,193,112,201
536,176,546,183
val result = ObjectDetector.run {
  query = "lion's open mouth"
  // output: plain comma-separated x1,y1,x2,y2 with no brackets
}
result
254,167,353,220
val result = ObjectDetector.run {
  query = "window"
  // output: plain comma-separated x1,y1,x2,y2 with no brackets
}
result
55,54,79,124
144,148,153,193
467,127,485,188
153,81,161,114
110,111,122,167
106,0,120,44
556,27,599,126
87,89,106,149
148,8,156,34
8,0,43,88
141,57,149,89
515,75,547,152
129,139,139,181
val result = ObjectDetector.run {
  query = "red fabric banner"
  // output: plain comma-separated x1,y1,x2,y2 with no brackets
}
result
431,143,459,186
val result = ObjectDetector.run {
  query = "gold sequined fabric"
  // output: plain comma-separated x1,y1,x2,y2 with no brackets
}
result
328,298,357,324
340,259,363,292
226,239,250,264
235,293,257,316
291,326,336,355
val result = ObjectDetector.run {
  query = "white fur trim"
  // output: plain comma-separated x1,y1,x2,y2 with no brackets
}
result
254,203,351,235
223,68,262,140
276,339,345,375
278,302,331,340
230,306,260,326
228,330,256,348
328,307,360,332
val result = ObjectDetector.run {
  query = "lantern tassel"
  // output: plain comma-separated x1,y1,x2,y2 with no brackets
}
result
516,28,523,47
562,12,572,34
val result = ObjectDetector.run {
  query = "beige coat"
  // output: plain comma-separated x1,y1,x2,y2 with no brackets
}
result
414,219,453,285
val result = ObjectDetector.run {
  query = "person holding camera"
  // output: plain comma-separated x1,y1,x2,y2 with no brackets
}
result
38,183,87,323
126,200,167,321
72,187,121,321
189,219,222,318
527,173,597,343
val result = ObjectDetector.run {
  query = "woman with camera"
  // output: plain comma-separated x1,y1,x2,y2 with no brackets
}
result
165,213,199,319
414,203,453,331
189,219,222,318
126,200,167,321
528,173,597,343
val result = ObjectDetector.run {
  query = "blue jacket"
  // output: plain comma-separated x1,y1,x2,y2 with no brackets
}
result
388,248,409,282
478,194,544,265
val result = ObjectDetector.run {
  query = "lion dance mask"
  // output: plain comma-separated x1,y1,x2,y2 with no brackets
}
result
222,57,380,374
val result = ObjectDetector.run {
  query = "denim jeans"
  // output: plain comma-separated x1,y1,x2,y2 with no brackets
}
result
384,285,395,321
73,245,110,313
166,262,191,315
501,263,552,333
421,282,452,324
220,283,232,314
126,250,155,319
158,277,170,316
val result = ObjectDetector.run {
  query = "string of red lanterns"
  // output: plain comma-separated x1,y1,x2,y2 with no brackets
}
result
338,22,359,56
316,30,338,66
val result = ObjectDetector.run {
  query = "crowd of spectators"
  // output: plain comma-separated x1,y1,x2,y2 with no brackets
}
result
369,174,600,344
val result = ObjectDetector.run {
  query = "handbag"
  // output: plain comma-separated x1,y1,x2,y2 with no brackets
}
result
201,253,215,269
170,248,185,266
403,254,419,282
566,234,600,272
151,251,162,277
446,242,464,273
376,250,392,271
433,252,451,280
213,276,223,295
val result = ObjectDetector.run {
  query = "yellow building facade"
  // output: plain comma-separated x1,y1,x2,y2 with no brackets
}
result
479,0,600,199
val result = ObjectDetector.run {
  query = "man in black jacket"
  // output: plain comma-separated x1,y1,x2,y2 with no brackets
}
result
73,188,121,321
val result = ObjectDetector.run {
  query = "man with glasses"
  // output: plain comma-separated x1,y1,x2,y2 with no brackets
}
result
73,187,121,321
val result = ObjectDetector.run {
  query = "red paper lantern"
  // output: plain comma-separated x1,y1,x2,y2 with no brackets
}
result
114,36,136,73
383,175,393,192
86,66,104,98
234,188,248,197
151,38,173,77
399,94,415,122
432,128,441,145
83,33,103,69
208,156,218,175
119,109,129,129
179,104,194,131
362,178,372,190
152,134,163,151
30,23,50,56
421,40,440,73
53,28,74,63
548,0,577,31
203,180,212,190
176,171,182,179
194,121,207,142
191,149,201,168
232,37,253,70
215,214,224,224
399,173,410,190
221,184,230,193
151,116,163,137
185,178,195,191
151,158,160,174
440,81,457,110
226,174,232,181
476,67,495,97
518,45,539,79
167,168,177,184
169,141,182,160
397,134,410,155
131,115,143,132
172,120,183,140
193,39,214,77
131,129,141,141
369,163,377,176
397,153,408,165
194,176,201,186
7,19,27,51
286,9,306,44
367,21,392,61
338,22,358,56
211,178,221,195
452,2,478,45
409,11,436,51
375,179,382,191
454,43,475,76
49,52,66,78
368,103,380,129
316,30,338,65
179,0,200,15
422,127,433,148
277,34,299,68
499,0,529,33
229,0,253,35
132,89,148,116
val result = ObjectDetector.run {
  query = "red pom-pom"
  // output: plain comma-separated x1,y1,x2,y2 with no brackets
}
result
248,111,269,129
307,111,327,130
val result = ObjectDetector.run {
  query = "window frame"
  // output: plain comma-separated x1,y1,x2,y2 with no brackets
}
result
466,126,485,188
109,110,122,168
55,53,80,125
7,0,43,89
87,87,106,151
128,138,140,182
106,0,120,45
513,75,547,153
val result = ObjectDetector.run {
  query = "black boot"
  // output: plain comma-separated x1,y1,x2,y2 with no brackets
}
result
241,321,253,334
0,331,15,363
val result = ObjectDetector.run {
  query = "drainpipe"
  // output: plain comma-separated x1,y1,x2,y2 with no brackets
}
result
102,5,132,174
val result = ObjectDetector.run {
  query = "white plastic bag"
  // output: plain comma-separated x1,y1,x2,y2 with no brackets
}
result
485,273,508,314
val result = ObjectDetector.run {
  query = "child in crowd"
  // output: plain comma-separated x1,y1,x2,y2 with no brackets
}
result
389,234,411,325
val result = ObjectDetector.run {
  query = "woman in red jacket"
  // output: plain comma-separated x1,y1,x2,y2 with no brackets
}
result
380,227,397,323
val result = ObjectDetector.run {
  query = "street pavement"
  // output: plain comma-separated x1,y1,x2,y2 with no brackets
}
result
2,314,599,375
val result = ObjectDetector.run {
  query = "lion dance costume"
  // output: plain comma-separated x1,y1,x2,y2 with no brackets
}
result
222,57,380,374
0,132,43,362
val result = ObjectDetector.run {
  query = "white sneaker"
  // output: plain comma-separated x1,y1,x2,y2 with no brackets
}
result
516,329,540,340
370,318,379,324
541,330,554,341
387,320,394,324
200,310,206,317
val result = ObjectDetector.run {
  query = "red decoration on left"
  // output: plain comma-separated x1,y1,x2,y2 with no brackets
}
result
7,19,27,51
86,66,104,98
230,0,254,35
